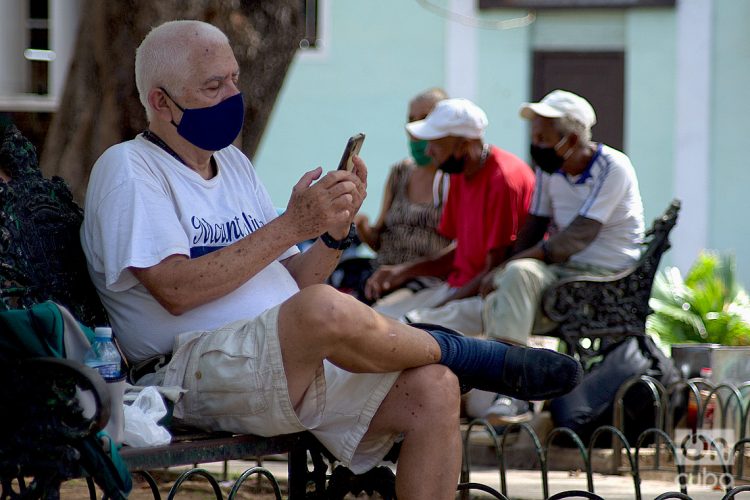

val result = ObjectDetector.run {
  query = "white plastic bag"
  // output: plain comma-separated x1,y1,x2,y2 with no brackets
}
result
123,386,172,447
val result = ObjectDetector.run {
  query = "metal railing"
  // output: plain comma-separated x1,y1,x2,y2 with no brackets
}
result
461,375,750,500
45,374,750,499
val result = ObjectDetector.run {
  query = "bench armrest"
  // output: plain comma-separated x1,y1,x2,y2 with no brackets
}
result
4,357,111,437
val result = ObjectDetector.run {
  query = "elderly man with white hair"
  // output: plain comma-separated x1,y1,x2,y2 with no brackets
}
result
81,21,581,500
481,89,645,345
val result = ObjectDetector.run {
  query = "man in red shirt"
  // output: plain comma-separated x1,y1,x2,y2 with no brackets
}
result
366,98,535,337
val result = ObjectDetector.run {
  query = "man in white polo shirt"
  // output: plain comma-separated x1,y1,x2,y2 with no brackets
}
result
480,89,645,346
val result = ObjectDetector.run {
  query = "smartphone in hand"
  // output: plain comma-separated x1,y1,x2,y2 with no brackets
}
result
337,133,366,172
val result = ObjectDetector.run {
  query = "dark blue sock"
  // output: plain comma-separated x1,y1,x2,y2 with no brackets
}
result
412,323,582,400
420,325,508,382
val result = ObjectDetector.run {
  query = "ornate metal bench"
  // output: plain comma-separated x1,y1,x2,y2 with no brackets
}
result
540,200,681,366
0,124,396,499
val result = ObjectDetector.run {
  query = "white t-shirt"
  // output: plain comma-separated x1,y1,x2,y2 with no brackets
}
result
81,135,300,362
529,144,644,270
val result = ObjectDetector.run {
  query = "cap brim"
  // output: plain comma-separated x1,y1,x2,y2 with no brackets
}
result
405,119,448,140
519,102,566,120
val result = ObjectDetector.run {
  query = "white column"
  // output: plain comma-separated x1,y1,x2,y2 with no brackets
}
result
672,0,712,273
50,0,82,98
445,0,478,101
0,0,27,95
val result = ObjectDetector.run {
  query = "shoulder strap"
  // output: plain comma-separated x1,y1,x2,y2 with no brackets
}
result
433,170,450,208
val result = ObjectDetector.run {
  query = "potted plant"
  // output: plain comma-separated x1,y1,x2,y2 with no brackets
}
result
647,251,750,382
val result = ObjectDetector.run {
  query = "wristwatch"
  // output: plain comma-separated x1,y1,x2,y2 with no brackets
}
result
320,223,357,250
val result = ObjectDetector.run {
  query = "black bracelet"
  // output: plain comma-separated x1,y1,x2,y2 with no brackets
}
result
320,223,356,250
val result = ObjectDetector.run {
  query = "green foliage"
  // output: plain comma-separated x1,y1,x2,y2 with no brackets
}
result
647,251,750,346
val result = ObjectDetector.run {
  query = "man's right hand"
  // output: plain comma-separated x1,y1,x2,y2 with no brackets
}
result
365,264,408,301
284,167,362,241
479,269,499,297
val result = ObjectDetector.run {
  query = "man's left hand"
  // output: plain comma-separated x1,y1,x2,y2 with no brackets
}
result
349,155,368,215
328,155,368,238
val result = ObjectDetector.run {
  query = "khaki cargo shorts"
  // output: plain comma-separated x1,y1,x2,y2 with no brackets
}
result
162,304,401,473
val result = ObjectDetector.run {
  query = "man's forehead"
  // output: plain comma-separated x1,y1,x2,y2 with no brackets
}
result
430,136,461,146
531,115,558,132
185,41,238,80
186,39,233,62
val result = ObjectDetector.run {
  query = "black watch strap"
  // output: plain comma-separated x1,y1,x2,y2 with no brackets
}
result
320,223,356,250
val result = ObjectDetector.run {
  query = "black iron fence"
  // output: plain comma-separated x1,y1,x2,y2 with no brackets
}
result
460,374,750,499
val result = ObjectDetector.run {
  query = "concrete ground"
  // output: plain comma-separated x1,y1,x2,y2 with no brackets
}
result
180,459,733,499
128,415,747,499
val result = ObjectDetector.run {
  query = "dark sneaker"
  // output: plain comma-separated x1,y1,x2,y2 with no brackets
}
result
499,345,583,400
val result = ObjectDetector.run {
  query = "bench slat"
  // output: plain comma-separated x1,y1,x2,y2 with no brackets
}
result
120,432,307,470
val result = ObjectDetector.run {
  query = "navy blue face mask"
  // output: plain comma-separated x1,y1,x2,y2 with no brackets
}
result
160,87,245,151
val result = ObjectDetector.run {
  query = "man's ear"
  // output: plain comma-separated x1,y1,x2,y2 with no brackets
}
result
147,88,174,123
559,133,580,160
566,133,580,149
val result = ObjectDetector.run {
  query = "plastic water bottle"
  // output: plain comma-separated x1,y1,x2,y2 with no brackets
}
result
84,327,122,380
84,326,125,443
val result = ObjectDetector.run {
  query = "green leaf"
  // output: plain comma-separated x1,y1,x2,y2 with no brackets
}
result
647,251,750,346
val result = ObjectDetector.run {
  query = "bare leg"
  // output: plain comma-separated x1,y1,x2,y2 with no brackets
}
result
278,286,462,498
278,284,581,406
365,365,462,500
278,284,442,404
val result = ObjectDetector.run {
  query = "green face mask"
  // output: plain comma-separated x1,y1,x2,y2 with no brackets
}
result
409,139,432,166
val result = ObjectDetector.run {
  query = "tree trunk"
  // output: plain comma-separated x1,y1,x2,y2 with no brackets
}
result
40,0,301,203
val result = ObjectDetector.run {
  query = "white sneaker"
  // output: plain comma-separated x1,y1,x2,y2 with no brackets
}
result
483,396,533,426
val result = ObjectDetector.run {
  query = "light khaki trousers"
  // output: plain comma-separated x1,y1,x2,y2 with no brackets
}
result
483,258,614,345
373,282,484,337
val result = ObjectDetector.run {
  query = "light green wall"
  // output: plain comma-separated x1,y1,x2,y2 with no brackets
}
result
475,8,679,224
624,9,676,225
710,0,750,284
254,0,444,217
532,10,626,50
255,2,750,286
477,9,531,162
257,5,679,224
476,9,630,164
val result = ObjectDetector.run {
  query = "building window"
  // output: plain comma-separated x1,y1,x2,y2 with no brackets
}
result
300,0,318,49
26,0,50,95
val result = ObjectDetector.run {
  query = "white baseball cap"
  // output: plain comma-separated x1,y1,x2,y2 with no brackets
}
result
406,98,488,140
519,90,597,129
